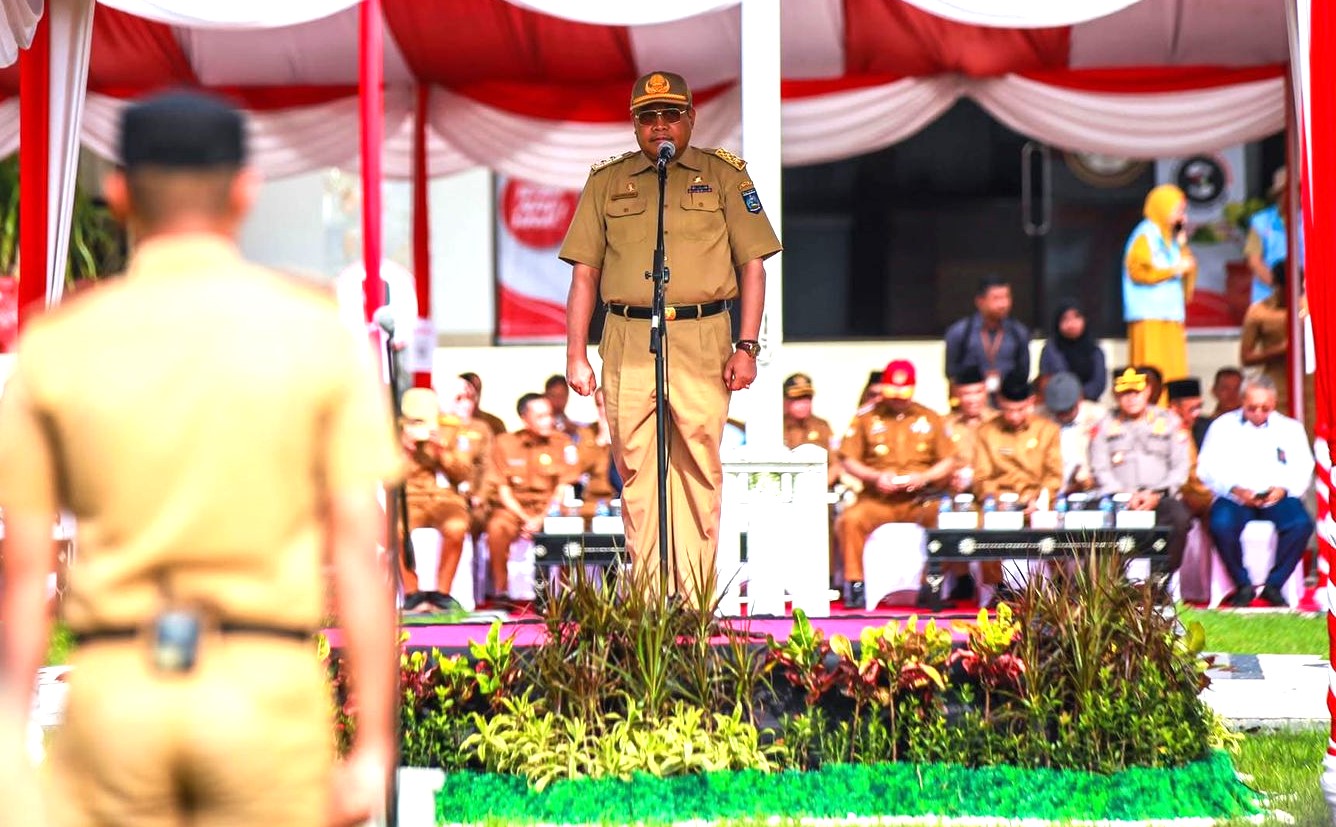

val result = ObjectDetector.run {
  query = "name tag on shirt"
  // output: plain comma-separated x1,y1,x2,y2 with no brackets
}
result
1277,447,1287,465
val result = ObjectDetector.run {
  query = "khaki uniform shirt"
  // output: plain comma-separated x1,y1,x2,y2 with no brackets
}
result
1181,436,1214,516
1089,408,1190,497
784,414,838,486
558,146,782,305
974,416,1064,503
0,235,401,633
573,423,616,505
475,408,508,438
839,401,954,497
489,429,580,513
946,410,997,469
406,415,492,505
1240,296,1290,407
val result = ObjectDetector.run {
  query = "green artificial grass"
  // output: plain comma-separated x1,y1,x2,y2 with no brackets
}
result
1221,726,1327,827
434,751,1261,826
1180,608,1326,656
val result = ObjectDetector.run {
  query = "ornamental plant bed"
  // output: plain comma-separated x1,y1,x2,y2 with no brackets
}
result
325,554,1259,824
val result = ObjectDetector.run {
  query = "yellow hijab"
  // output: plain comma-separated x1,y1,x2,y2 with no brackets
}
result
1142,184,1186,241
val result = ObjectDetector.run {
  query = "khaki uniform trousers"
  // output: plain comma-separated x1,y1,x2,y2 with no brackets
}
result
600,311,732,596
838,495,939,582
46,639,329,827
484,496,546,594
406,495,470,594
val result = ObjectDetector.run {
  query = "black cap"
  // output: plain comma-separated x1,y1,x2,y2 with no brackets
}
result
120,91,247,170
953,366,985,387
999,374,1034,402
1165,378,1202,401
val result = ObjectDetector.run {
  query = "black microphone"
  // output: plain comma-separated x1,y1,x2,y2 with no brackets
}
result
656,141,675,167
373,305,396,336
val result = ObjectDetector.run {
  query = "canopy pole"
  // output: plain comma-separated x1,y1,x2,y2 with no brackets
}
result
739,0,784,449
359,0,385,324
411,83,433,388
17,10,49,329
1294,0,1336,817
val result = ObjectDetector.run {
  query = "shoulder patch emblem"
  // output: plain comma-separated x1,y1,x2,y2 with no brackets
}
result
714,148,746,170
591,151,636,174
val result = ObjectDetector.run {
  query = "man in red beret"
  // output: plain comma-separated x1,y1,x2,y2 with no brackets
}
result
837,360,956,608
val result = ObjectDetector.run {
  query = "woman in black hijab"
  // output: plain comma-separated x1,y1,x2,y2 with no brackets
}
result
1039,299,1106,401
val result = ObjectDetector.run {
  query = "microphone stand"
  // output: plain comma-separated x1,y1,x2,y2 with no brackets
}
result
379,321,408,827
645,151,672,592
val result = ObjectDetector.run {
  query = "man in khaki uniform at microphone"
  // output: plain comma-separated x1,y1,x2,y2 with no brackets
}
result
560,71,782,597
0,92,399,827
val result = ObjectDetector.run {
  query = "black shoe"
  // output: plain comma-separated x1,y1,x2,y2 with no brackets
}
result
916,583,941,611
846,580,866,609
426,591,463,613
947,574,976,602
485,593,515,611
1229,585,1256,608
402,591,429,611
1259,584,1289,608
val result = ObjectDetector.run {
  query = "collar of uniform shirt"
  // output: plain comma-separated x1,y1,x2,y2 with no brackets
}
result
125,233,243,279
627,145,705,174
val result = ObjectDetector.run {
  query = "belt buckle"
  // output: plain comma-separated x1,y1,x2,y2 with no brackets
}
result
664,306,677,321
150,607,204,673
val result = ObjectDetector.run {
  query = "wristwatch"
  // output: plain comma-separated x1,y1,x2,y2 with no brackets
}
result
735,339,761,358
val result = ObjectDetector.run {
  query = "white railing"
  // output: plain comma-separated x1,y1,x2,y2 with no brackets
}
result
718,443,830,618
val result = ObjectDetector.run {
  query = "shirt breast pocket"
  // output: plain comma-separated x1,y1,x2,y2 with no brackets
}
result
679,190,724,241
605,195,648,244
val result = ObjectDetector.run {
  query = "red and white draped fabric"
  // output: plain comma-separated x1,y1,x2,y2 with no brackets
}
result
0,0,1294,187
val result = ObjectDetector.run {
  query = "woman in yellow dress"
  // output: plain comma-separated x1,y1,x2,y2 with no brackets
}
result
1122,184,1197,397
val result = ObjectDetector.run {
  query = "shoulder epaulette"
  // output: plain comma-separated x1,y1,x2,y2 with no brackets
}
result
712,148,747,170
590,151,636,174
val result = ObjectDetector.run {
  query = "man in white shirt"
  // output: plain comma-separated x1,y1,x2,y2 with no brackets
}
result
1041,371,1103,496
1197,376,1314,607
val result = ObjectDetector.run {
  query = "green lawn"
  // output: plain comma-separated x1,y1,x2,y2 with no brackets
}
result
1223,726,1328,826
1181,607,1327,655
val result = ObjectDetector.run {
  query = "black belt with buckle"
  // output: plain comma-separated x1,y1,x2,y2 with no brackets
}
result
606,299,730,321
72,622,314,646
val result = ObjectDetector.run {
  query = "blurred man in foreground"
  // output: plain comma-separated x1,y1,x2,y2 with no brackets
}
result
0,92,400,827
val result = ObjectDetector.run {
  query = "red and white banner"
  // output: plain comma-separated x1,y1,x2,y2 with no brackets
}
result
495,175,578,344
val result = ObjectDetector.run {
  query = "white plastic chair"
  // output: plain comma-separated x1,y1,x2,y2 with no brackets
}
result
861,523,927,609
1205,521,1305,608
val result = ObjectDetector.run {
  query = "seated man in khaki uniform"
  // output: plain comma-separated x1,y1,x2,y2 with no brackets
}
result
837,360,955,608
0,93,399,827
400,387,485,613
573,388,620,525
484,393,580,604
1166,377,1214,519
783,373,840,489
974,375,1064,603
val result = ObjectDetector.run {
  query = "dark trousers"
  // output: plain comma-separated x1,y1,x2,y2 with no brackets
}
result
1207,496,1314,590
1154,496,1191,572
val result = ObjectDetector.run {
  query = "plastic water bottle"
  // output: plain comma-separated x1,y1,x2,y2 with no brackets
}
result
596,499,611,517
1098,496,1115,529
548,502,563,518
1055,495,1068,528
982,495,997,514
939,495,953,515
